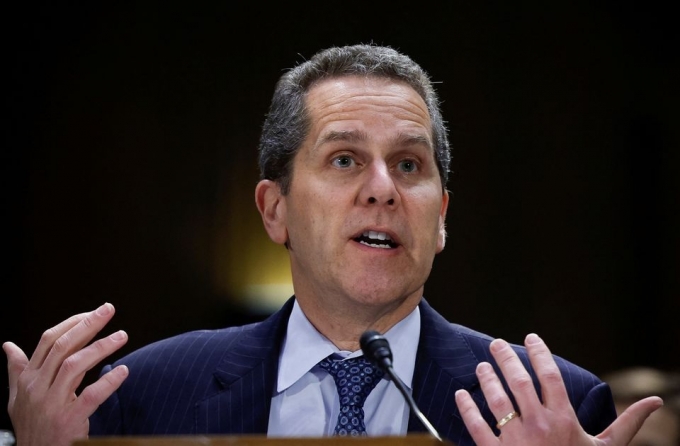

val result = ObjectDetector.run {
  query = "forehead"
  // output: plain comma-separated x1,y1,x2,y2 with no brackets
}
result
304,75,432,141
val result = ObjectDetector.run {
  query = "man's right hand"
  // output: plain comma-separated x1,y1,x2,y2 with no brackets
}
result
3,303,129,446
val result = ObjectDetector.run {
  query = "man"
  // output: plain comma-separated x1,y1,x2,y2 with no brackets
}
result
3,44,662,446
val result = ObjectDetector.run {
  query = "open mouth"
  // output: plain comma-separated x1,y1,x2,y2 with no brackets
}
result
353,230,399,249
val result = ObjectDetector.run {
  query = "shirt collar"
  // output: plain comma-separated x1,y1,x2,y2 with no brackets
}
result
277,298,421,392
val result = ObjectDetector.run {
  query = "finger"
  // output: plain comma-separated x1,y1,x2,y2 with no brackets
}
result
52,330,129,397
476,361,520,428
40,303,117,388
596,396,664,444
71,364,130,421
524,333,571,411
455,389,499,446
489,338,541,416
28,311,89,370
3,341,29,403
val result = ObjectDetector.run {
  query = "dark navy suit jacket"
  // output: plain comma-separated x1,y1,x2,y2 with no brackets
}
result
90,297,617,445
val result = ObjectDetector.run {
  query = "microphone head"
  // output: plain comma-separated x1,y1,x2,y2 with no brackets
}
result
360,330,393,370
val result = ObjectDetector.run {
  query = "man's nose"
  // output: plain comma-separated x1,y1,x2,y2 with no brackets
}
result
358,162,400,207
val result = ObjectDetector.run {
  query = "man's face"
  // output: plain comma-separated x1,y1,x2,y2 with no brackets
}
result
258,75,448,312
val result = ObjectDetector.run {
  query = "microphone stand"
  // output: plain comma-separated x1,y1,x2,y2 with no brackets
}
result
381,362,443,442
360,330,444,442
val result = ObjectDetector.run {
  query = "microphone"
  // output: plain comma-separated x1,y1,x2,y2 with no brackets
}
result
360,330,443,442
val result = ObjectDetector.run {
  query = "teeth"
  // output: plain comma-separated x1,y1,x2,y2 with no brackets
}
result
363,231,392,241
357,230,395,249
361,241,391,249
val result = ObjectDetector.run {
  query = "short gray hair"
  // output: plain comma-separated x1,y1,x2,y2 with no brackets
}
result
258,43,451,194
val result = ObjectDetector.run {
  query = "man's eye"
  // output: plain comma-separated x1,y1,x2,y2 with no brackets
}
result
332,155,354,168
398,159,417,173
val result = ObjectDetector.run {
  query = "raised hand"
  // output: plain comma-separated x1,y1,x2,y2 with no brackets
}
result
3,303,129,446
454,333,663,446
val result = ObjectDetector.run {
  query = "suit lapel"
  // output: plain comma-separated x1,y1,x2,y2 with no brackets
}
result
408,299,491,445
195,297,295,434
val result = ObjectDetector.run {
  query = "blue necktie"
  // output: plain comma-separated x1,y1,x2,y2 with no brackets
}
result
319,355,385,436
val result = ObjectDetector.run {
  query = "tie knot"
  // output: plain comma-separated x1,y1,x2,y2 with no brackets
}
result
319,356,384,407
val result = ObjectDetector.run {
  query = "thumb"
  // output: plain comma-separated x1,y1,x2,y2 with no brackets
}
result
3,341,29,401
596,396,664,445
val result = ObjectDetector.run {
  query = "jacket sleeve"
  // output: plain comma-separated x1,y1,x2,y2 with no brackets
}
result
575,380,618,436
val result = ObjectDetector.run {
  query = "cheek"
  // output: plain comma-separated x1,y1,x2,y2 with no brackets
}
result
305,183,352,218
410,189,445,223
289,190,336,236
409,191,447,250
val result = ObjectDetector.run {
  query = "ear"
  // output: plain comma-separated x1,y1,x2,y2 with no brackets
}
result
436,190,450,253
255,179,288,245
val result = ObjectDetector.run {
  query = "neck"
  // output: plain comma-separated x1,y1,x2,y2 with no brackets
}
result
295,292,422,351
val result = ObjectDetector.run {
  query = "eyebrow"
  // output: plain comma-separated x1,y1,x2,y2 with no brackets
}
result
393,133,432,149
316,129,367,148
315,129,432,150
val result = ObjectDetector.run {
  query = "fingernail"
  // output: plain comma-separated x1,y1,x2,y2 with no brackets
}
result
477,362,493,374
96,303,112,316
490,338,507,353
526,333,541,345
111,330,127,341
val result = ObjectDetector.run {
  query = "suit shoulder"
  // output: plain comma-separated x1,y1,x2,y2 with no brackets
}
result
112,321,263,371
428,320,604,395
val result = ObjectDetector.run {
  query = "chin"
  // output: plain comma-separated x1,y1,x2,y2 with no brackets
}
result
347,284,422,308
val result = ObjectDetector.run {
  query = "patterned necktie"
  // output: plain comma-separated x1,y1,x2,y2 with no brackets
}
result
318,355,385,436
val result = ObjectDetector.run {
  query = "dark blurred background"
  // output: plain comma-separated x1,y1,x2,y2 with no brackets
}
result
2,1,678,432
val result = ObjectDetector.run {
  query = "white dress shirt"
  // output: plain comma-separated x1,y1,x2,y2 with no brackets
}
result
267,299,421,437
